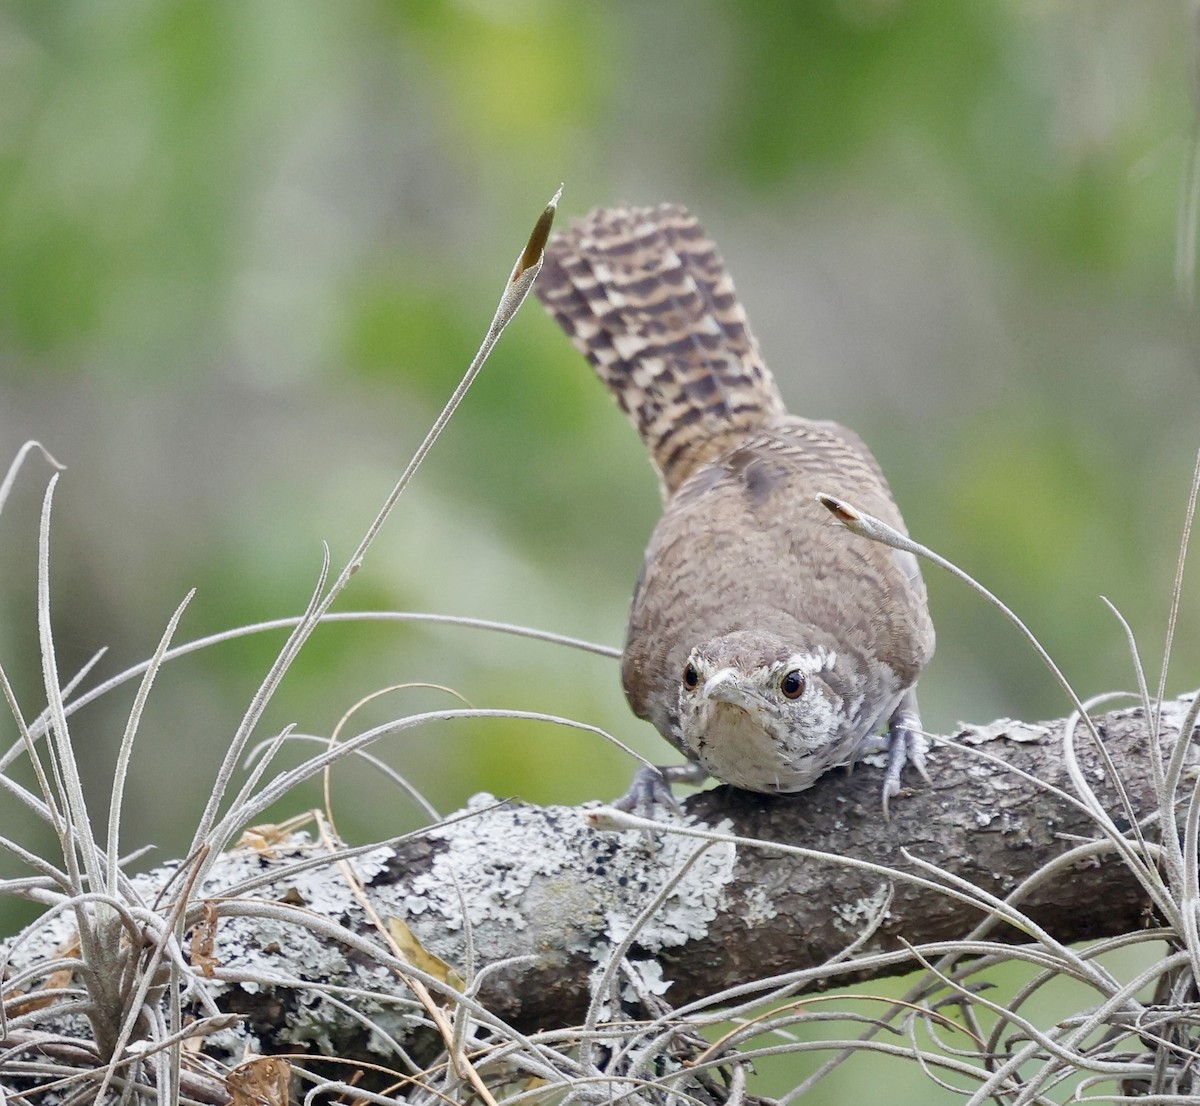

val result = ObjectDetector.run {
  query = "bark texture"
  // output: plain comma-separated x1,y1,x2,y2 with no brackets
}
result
400,696,1190,1032
3,694,1195,1076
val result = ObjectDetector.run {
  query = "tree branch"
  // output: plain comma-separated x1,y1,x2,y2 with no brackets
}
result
3,694,1194,1081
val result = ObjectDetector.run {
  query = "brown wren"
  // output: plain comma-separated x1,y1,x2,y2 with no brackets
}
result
535,204,934,811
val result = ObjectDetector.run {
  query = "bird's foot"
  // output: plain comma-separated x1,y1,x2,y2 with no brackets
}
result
881,696,930,818
856,692,929,817
612,762,709,819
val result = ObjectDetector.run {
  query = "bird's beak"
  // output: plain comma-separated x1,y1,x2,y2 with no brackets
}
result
703,668,749,707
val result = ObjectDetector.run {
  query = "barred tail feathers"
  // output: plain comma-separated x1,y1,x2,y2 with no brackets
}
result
535,204,786,497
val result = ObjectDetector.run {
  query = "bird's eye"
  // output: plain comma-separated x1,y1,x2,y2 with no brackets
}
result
780,670,806,699
682,662,700,690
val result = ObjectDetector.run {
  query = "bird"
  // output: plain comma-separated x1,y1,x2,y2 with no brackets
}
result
534,203,934,812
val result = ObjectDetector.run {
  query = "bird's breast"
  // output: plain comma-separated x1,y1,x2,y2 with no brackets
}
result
681,699,861,794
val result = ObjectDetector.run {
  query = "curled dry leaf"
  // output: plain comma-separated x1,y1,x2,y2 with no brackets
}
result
226,1055,290,1106
191,900,219,978
387,916,466,993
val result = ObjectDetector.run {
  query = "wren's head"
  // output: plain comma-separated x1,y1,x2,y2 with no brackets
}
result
675,628,869,794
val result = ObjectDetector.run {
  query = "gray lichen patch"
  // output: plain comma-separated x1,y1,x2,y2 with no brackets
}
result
954,719,1052,745
3,794,751,1068
3,835,395,988
2,832,405,1064
379,794,737,985
830,884,891,933
740,883,780,927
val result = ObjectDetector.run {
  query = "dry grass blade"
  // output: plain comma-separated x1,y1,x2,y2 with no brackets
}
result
35,475,103,901
105,591,195,895
0,442,64,520
0,192,570,1102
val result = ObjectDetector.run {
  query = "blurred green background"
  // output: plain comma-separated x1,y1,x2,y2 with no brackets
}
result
0,1,1196,1097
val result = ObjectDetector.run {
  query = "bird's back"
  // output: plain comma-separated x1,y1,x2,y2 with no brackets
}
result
621,416,932,749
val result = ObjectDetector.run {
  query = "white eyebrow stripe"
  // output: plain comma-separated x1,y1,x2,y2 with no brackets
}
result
785,647,837,674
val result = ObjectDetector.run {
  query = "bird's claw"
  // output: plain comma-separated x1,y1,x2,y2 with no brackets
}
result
612,762,708,819
880,704,929,819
